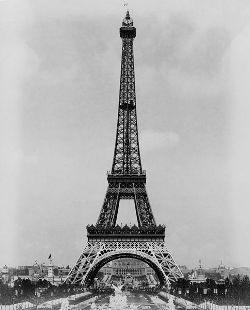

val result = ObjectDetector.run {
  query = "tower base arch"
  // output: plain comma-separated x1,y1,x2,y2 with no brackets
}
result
66,241,182,287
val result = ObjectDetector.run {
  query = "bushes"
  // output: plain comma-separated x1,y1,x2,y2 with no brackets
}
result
171,275,250,305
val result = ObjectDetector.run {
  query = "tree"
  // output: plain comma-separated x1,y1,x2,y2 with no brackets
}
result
36,279,51,288
0,279,14,304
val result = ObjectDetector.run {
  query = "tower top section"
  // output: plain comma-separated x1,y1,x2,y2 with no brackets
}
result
122,10,133,27
120,11,136,39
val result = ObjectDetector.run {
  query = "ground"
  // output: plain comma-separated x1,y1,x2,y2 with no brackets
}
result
73,292,172,310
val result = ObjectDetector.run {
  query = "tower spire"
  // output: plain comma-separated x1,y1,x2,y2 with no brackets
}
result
122,10,132,27
112,10,140,175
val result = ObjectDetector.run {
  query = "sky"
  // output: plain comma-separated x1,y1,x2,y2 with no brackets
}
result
0,0,250,270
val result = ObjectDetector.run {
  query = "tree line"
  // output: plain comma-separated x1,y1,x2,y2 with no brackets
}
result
0,279,80,305
170,275,250,305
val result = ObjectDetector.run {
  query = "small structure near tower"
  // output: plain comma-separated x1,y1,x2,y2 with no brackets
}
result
47,255,54,281
1,265,10,284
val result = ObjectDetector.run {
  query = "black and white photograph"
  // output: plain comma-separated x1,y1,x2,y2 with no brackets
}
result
0,0,250,309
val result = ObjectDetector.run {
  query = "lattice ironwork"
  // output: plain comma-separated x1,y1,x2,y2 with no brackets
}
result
66,241,182,286
97,182,156,227
112,13,141,175
66,11,183,287
95,11,156,228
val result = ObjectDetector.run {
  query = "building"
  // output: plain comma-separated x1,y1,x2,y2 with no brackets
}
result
100,258,155,278
188,269,207,283
112,258,146,277
216,262,230,279
179,265,192,278
13,262,45,281
11,261,70,285
101,262,113,276
1,265,10,284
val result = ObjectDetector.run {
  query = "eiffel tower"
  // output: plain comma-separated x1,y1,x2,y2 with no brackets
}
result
66,11,183,287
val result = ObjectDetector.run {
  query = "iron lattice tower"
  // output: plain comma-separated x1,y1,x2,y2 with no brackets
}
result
66,11,183,287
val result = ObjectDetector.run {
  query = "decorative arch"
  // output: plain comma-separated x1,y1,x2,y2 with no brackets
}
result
84,252,166,286
66,241,182,287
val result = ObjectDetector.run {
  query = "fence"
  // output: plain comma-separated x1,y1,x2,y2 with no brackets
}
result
0,292,93,310
199,302,250,310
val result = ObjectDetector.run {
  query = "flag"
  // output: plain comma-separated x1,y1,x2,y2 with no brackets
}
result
48,254,51,259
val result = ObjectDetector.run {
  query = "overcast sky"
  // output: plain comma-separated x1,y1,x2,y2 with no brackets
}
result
1,0,250,270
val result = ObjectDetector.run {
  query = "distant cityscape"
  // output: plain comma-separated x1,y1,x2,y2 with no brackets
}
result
1,258,250,287
1,258,250,307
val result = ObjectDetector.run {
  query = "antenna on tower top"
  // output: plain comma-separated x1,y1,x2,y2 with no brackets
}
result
123,0,129,13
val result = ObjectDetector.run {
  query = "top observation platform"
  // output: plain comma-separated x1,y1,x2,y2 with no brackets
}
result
120,11,136,39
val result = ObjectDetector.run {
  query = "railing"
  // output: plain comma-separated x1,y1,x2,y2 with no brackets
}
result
107,170,146,176
0,292,94,310
86,224,165,235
